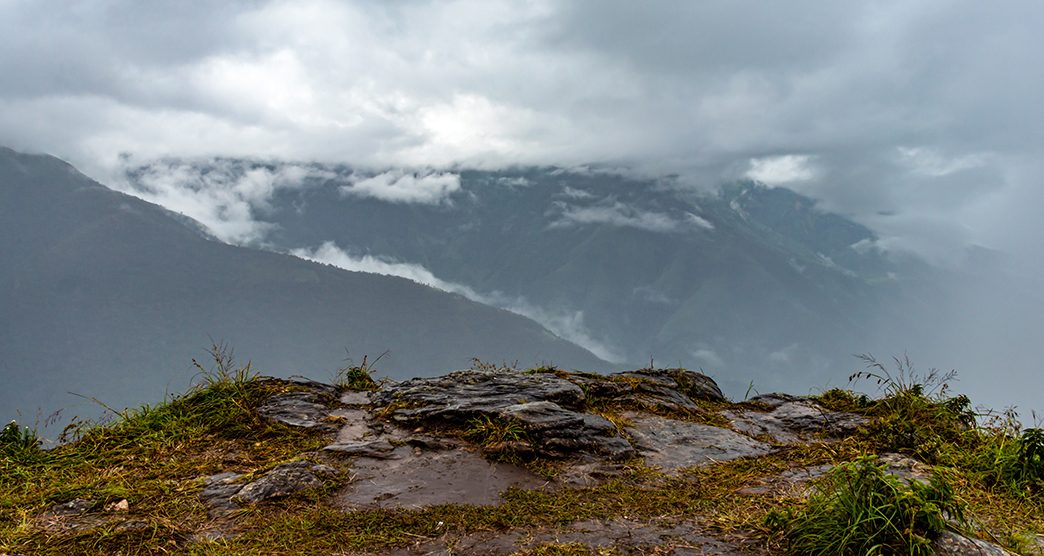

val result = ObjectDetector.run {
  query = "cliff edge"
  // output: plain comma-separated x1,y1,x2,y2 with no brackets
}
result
2,358,1042,555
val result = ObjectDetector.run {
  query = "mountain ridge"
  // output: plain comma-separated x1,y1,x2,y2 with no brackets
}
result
0,147,607,426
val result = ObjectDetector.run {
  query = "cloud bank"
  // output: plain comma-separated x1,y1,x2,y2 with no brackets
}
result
0,0,1041,266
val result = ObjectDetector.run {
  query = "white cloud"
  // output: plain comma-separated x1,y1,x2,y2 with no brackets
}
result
550,201,680,233
291,241,481,298
896,147,988,177
341,170,461,204
292,241,624,362
746,155,816,185
561,186,594,199
117,159,323,244
685,212,715,230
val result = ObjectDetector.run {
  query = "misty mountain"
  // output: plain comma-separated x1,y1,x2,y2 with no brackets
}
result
120,162,957,396
0,148,607,425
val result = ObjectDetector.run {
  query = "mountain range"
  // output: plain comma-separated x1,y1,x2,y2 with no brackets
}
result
121,161,953,395
0,148,605,426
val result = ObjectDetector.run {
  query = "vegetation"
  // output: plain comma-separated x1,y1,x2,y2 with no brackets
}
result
3,353,1043,554
0,345,329,555
334,351,385,392
766,456,964,555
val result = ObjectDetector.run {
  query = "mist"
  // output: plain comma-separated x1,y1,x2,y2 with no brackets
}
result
2,1,1043,418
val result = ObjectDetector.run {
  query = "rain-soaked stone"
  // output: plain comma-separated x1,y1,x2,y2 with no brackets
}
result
257,391,333,429
374,370,636,459
724,399,866,444
384,517,753,556
199,472,245,513
614,368,726,403
323,439,398,458
47,498,94,516
234,461,337,504
335,446,546,509
933,531,1017,555
625,413,773,470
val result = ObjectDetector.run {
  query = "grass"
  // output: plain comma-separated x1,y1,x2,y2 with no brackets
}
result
5,353,1043,554
0,347,330,555
765,455,964,555
333,350,385,392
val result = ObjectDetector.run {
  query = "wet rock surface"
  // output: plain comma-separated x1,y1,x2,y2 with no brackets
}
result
336,444,547,509
373,369,637,460
51,366,1020,555
234,461,337,504
723,396,867,444
46,498,94,516
387,517,756,556
257,390,337,430
934,530,1017,555
199,462,337,512
625,413,774,470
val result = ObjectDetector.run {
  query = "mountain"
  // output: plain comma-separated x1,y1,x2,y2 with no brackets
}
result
123,162,946,395
0,148,606,425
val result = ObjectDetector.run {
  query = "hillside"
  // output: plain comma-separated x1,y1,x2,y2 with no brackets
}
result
121,161,948,395
0,148,606,425
2,357,1041,554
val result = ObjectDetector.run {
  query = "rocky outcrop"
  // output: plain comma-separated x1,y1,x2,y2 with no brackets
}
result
723,395,867,444
625,413,774,470
88,366,1013,555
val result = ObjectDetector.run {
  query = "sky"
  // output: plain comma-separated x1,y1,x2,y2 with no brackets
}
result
0,0,1042,265
2,1,1043,413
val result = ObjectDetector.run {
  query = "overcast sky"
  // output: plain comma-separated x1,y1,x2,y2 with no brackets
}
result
2,0,1043,262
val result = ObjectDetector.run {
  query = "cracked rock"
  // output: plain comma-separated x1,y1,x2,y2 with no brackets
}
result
234,461,337,504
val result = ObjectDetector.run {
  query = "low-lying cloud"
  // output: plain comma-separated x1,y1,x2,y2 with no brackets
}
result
549,201,680,233
341,170,461,204
292,241,624,363
549,200,716,234
116,159,326,244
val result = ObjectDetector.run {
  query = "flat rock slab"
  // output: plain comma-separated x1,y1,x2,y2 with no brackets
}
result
723,400,866,444
625,414,773,470
329,408,372,443
235,461,337,504
339,390,371,406
335,447,546,509
934,531,1017,555
384,517,756,555
323,439,398,458
375,370,587,420
257,391,334,429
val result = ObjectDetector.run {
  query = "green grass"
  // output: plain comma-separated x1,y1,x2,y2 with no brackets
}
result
765,455,964,555
333,351,383,391
4,355,1043,554
0,353,329,555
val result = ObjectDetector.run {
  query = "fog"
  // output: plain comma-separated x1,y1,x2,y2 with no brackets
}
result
2,1,1042,419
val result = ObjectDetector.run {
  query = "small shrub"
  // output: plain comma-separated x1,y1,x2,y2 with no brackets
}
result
816,388,871,413
470,358,518,373
464,415,528,446
0,421,41,462
335,351,384,391
463,415,532,461
767,455,964,555
850,354,976,460
1017,428,1044,482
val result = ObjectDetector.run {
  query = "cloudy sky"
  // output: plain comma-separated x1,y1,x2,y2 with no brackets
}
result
1,0,1042,262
